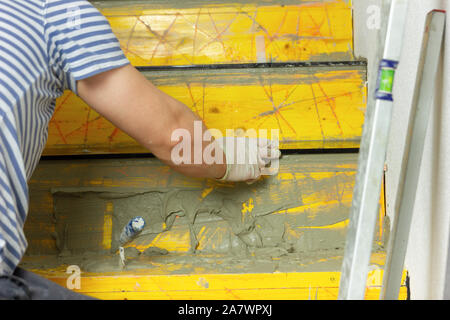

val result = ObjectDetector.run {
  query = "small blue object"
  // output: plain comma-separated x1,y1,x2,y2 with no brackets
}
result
119,216,146,246
375,59,399,101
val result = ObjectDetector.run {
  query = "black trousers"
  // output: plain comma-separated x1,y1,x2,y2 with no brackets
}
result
0,267,97,300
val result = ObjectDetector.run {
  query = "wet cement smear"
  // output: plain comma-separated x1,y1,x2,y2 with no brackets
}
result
51,174,303,255
47,177,350,272
22,155,386,274
41,180,306,272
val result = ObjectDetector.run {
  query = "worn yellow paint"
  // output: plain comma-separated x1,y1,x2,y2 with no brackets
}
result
102,202,113,250
297,219,349,230
378,175,387,245
94,0,354,66
30,269,407,300
241,198,254,214
279,172,294,180
46,0,359,155
201,187,214,199
46,67,366,155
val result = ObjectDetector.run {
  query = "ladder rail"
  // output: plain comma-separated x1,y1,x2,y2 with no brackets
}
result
381,10,446,300
338,0,409,300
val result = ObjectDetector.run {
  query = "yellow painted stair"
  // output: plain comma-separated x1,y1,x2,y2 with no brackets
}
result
21,0,408,300
23,154,407,299
93,0,354,66
46,0,364,155
47,66,366,155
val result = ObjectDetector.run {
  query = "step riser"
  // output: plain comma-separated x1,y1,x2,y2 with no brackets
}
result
93,0,354,66
46,66,366,155
25,154,386,259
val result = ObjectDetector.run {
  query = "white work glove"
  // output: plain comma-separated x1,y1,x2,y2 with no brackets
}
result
215,136,281,182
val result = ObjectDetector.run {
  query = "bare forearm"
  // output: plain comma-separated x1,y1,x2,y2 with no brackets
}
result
77,65,226,179
147,91,226,179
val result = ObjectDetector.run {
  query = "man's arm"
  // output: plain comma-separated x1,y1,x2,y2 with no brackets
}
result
77,64,227,179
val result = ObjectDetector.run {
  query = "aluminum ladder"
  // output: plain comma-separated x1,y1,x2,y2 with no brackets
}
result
338,0,446,300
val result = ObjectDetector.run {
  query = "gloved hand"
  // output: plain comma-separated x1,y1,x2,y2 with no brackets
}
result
214,136,281,182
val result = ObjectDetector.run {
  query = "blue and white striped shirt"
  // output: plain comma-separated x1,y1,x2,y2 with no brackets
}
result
0,0,129,275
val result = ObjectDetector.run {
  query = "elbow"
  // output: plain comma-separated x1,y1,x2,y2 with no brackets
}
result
139,97,201,166
142,119,192,165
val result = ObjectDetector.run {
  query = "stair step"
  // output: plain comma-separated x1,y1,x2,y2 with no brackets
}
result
22,153,400,301
21,258,408,300
26,154,385,256
92,0,354,66
21,1,404,300
45,65,366,155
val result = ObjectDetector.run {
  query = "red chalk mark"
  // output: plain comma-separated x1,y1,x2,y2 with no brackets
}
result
115,5,342,65
53,91,72,117
149,14,179,64
323,5,334,39
123,16,139,54
115,167,129,177
207,9,227,54
268,7,289,58
138,15,193,65
119,45,148,63
64,116,102,138
257,78,297,136
186,83,201,116
307,10,326,37
224,287,241,300
243,11,284,58
83,108,91,145
310,84,325,142
276,108,297,135
178,13,215,45
108,127,120,143
196,10,240,55
295,8,302,60
49,120,68,145
316,82,344,136
50,92,73,144
297,9,326,59
202,82,206,120
193,8,201,60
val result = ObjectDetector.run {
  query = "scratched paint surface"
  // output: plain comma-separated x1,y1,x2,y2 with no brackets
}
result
91,0,354,66
45,66,366,155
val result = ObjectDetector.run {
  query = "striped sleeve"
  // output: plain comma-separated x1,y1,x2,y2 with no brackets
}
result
44,0,130,94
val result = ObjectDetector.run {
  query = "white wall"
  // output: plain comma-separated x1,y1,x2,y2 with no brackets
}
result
353,0,450,299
